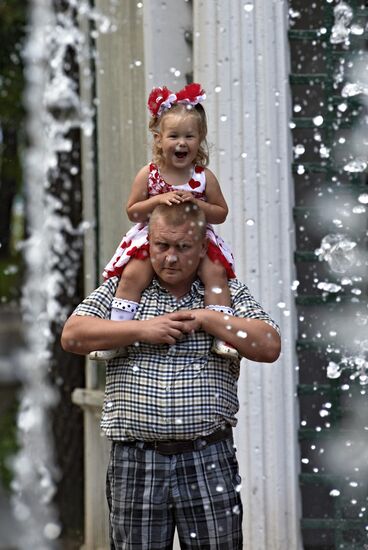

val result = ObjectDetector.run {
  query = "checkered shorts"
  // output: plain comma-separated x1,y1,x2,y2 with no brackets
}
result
106,438,243,549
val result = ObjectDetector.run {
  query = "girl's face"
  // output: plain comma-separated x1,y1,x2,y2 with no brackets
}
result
157,112,201,170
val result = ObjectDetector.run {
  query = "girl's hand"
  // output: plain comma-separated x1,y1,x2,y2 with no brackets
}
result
180,191,196,203
159,191,185,206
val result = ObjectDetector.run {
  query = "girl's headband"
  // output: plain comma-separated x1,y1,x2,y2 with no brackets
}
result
147,83,206,118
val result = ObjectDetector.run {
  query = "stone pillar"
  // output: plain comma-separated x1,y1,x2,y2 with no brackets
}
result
78,1,195,547
194,1,302,548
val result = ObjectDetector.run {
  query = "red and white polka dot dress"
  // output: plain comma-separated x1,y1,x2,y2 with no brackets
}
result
102,163,235,280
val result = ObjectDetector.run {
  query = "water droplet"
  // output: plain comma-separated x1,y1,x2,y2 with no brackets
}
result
190,532,197,539
330,2,353,45
353,205,366,214
215,85,222,93
44,522,62,540
344,159,367,173
351,24,364,36
319,145,330,158
358,193,368,205
294,144,305,156
313,115,324,127
220,114,227,122
316,234,357,273
211,286,223,294
236,330,248,339
342,82,368,98
327,361,341,379
317,282,341,293
329,489,340,497
246,218,255,226
351,288,361,295
216,485,224,493
243,3,254,12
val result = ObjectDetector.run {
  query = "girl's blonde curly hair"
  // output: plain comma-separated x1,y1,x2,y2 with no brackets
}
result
149,103,209,167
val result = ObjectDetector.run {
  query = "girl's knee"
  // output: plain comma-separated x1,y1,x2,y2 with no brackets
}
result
119,259,153,292
206,258,228,282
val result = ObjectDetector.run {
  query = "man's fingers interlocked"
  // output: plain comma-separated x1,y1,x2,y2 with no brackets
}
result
141,311,197,345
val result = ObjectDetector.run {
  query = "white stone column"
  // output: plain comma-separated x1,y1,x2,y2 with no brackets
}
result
78,1,196,547
194,1,302,548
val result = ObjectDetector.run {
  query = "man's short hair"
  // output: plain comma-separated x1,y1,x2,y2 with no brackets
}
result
148,203,207,239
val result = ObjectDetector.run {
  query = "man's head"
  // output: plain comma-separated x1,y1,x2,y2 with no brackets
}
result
148,203,207,297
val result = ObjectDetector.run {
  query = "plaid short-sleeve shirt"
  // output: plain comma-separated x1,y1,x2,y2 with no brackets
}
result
74,277,279,441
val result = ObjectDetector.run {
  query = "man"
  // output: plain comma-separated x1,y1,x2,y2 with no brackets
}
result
61,203,280,549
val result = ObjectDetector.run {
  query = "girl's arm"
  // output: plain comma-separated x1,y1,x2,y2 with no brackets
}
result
126,165,186,223
126,165,159,223
184,169,228,224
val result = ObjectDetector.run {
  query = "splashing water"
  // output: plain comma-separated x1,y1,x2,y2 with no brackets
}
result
11,1,110,547
343,159,368,173
342,81,368,99
315,234,357,274
330,2,353,45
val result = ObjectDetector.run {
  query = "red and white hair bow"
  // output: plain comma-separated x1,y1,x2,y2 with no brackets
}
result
147,83,206,118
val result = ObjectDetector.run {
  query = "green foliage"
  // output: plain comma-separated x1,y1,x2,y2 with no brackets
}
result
0,1,28,123
0,253,23,303
0,394,19,490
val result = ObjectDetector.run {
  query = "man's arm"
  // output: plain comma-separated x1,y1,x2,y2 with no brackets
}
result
61,311,196,356
191,309,281,362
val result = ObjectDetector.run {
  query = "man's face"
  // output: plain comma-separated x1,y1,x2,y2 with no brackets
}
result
149,217,207,296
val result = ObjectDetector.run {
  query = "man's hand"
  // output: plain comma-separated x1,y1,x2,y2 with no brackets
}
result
139,311,200,345
189,309,281,362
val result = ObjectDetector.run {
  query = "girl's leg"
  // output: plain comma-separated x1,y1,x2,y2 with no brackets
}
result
198,255,238,358
110,257,154,321
89,258,154,361
198,255,231,308
115,257,154,302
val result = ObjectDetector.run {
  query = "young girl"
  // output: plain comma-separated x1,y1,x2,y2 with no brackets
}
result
91,83,237,360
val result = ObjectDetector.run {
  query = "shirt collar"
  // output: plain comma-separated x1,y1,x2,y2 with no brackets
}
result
151,277,205,298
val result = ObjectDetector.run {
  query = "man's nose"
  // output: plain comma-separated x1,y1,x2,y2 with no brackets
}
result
165,252,178,263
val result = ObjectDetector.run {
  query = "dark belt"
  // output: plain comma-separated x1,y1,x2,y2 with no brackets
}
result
122,424,233,456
